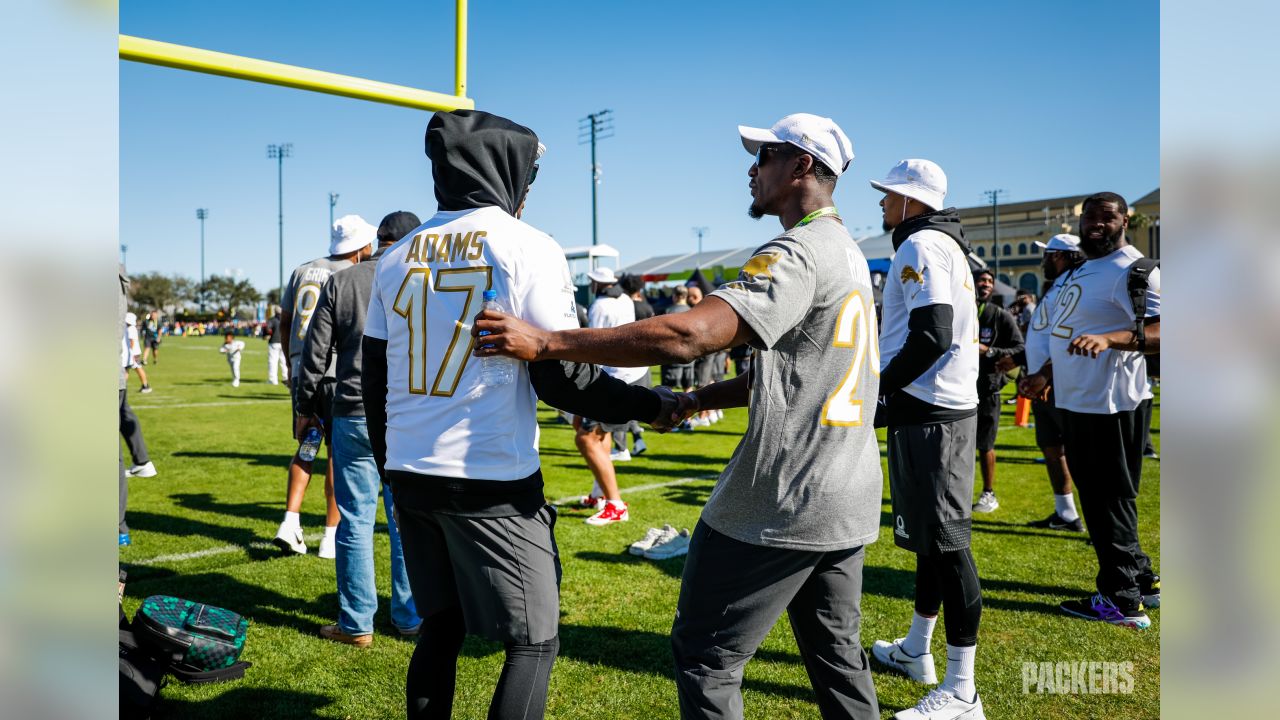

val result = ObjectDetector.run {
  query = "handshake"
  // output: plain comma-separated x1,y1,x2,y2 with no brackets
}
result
650,387,702,433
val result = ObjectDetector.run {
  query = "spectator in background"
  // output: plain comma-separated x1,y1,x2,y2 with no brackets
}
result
971,268,1024,514
660,286,696,401
614,274,653,458
575,267,645,524
219,332,245,387
119,269,156,549
1012,289,1036,338
141,311,161,365
297,210,422,647
124,312,152,394
685,280,722,427
265,304,288,385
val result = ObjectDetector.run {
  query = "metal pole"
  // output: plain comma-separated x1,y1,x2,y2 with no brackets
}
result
992,193,1000,280
455,0,468,98
590,116,598,246
329,192,338,230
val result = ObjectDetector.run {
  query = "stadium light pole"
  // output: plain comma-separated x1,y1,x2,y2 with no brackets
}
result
196,208,208,313
984,189,1007,280
120,244,128,269
329,192,339,231
692,226,709,255
578,110,614,246
267,143,293,298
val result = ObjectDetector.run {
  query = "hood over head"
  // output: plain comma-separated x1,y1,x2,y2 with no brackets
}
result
426,110,540,216
891,207,971,255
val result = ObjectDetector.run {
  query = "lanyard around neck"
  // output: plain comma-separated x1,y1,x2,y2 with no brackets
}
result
793,206,840,229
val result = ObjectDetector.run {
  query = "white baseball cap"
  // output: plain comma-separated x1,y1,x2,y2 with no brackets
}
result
1035,233,1081,252
586,267,617,284
330,214,376,256
870,159,948,211
738,113,854,176
125,311,137,326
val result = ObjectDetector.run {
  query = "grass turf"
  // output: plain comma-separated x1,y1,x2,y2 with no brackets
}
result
121,335,1160,719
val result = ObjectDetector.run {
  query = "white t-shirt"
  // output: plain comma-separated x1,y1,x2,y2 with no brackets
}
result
365,206,580,480
1040,245,1159,415
220,340,245,361
879,229,979,410
587,293,647,384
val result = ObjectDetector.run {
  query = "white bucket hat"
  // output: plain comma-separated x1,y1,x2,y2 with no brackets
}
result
1035,233,1081,252
330,214,376,256
586,267,617,284
870,159,948,211
738,113,854,176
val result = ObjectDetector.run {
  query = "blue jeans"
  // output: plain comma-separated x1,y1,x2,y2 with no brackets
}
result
332,416,419,635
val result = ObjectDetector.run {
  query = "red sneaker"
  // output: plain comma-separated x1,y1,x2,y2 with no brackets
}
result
579,495,604,509
584,501,630,526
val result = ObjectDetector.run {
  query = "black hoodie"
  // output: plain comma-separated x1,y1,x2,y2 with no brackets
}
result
426,110,539,216
891,207,971,255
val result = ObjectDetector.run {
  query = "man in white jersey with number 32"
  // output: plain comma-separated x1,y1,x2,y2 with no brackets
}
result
362,110,676,720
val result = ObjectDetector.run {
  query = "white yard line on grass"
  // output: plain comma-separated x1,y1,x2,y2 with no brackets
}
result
132,399,287,410
128,476,717,566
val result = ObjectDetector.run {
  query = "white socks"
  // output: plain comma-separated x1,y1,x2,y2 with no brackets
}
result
901,612,937,657
283,511,301,529
1055,493,1079,522
942,644,977,703
323,525,338,541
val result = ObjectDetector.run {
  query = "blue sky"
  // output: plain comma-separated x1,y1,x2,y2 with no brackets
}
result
121,0,1157,293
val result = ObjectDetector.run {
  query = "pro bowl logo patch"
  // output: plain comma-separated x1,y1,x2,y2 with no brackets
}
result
900,265,923,284
741,251,782,281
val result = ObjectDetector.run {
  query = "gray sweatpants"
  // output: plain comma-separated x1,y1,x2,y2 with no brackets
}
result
671,523,879,720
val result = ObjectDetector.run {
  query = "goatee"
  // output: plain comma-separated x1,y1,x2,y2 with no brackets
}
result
747,203,764,220
1080,233,1120,258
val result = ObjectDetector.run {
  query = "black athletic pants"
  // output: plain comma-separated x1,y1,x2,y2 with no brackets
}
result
119,388,149,534
1061,408,1156,609
671,523,878,720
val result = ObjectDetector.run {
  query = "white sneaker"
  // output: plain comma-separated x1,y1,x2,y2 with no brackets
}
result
272,522,307,555
629,525,676,556
610,449,632,462
126,461,158,478
632,438,647,456
318,532,336,559
232,379,240,387
871,638,938,684
894,688,984,720
690,417,710,428
972,491,999,513
644,528,692,560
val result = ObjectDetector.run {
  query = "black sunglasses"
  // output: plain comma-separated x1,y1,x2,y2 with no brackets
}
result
528,163,539,185
755,143,790,167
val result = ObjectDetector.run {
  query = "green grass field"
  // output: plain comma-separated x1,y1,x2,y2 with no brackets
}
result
121,335,1159,719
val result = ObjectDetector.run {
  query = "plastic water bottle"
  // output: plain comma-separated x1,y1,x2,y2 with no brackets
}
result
298,425,323,462
478,290,515,386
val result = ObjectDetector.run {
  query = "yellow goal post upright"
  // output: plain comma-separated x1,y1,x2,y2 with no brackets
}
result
119,0,474,113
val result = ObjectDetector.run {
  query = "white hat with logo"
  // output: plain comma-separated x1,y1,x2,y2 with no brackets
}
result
870,159,948,211
1035,233,1081,252
330,214,376,256
738,113,854,176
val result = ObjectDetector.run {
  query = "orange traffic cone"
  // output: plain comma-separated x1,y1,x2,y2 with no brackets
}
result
1014,396,1032,427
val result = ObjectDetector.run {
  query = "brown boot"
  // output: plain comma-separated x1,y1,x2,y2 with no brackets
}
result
320,624,372,648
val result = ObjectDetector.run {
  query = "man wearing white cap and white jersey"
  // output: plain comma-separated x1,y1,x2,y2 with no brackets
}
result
272,214,375,558
573,266,643,526
473,112,882,719
869,160,987,720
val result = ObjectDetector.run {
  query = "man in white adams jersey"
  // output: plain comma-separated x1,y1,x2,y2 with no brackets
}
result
272,216,374,559
361,110,674,720
1020,192,1161,629
870,159,986,720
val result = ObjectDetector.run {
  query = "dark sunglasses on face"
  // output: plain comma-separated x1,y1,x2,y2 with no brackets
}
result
755,144,789,167
528,163,539,185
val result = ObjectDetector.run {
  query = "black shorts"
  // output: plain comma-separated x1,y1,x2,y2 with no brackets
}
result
145,337,160,350
887,415,977,555
662,365,696,389
693,355,716,387
290,377,335,444
1032,397,1064,449
976,392,1002,453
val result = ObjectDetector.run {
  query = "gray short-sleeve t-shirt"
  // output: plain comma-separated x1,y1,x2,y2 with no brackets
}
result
280,256,352,373
704,218,883,551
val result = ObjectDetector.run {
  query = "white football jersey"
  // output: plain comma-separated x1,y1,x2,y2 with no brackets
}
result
879,229,979,410
365,207,580,480
1041,245,1158,414
587,294,647,383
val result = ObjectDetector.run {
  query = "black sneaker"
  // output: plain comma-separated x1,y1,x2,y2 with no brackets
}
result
1028,512,1084,532
1140,575,1161,609
1059,594,1151,629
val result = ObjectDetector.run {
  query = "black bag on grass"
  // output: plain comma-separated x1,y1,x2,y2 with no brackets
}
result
132,595,251,682
120,627,167,720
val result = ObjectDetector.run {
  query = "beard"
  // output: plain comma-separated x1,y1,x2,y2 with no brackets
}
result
747,203,765,220
882,219,894,232
1080,231,1121,258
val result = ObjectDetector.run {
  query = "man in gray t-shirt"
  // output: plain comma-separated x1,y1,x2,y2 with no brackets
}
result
472,113,880,719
